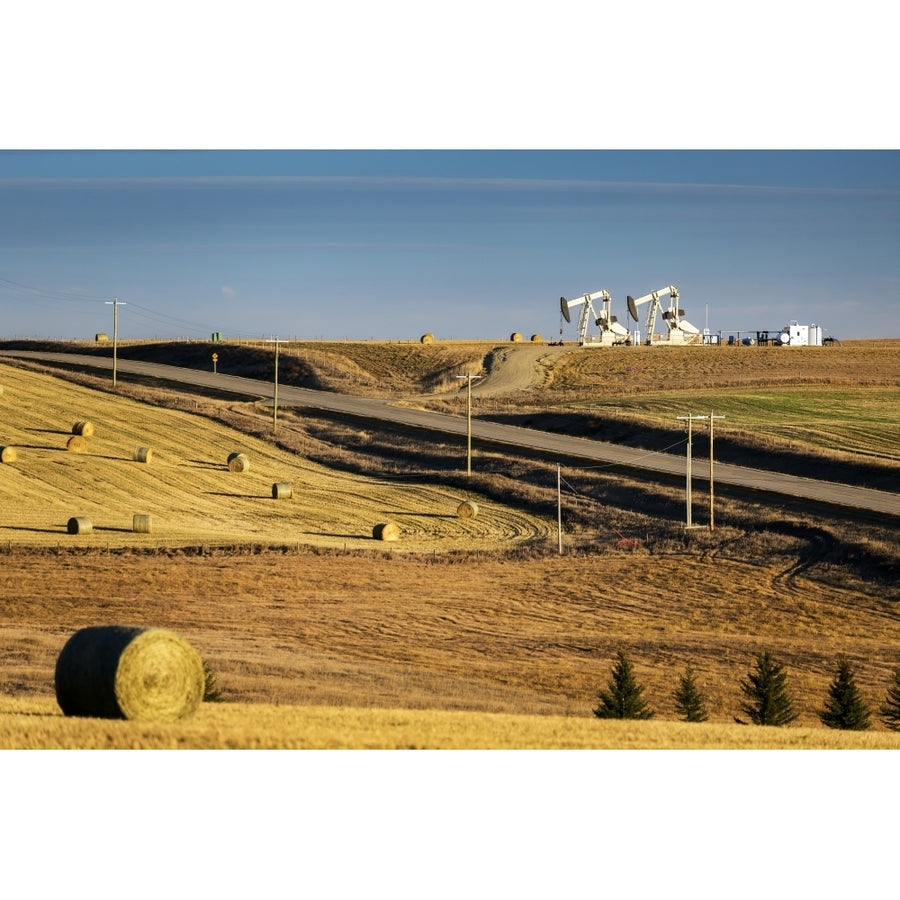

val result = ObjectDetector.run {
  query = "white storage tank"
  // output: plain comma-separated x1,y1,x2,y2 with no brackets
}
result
780,321,823,346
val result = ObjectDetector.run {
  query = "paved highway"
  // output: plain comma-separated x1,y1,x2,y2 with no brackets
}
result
3,349,898,518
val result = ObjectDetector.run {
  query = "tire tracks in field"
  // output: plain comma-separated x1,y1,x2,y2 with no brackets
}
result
767,520,837,594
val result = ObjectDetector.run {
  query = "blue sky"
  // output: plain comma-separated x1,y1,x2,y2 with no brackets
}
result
1,150,898,341
2,6,898,343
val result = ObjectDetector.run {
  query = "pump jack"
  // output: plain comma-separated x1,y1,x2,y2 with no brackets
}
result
626,285,701,345
560,290,631,347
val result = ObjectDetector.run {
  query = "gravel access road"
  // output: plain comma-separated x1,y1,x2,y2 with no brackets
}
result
3,349,898,518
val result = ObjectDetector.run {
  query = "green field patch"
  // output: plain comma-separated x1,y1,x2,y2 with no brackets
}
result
565,386,900,460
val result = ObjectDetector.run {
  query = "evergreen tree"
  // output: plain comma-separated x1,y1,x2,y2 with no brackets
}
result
819,657,870,730
674,664,709,722
739,650,798,726
593,650,654,720
202,658,224,702
879,669,900,732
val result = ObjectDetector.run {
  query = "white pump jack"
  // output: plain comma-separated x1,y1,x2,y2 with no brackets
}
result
560,290,631,347
625,285,701,345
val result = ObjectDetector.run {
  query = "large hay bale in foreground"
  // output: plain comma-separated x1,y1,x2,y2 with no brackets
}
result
55,626,204,721
272,482,292,500
66,435,88,453
67,516,92,535
72,420,94,437
133,446,153,463
0,446,18,463
457,500,479,519
133,513,152,533
227,452,250,473
372,521,401,542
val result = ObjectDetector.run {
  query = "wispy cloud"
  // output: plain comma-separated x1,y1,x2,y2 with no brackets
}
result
221,285,236,298
0,241,488,254
2,174,895,199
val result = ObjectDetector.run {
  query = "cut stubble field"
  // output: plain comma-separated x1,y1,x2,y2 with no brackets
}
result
0,361,547,551
1,340,898,749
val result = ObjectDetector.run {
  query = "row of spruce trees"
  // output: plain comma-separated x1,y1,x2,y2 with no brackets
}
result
593,649,900,730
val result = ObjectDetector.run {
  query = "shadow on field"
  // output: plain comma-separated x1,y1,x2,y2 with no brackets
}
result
0,525,61,534
16,444,61,451
301,531,373,540
204,491,274,500
187,459,227,470
383,511,456,519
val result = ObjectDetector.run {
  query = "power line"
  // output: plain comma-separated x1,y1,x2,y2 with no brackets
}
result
0,276,106,304
123,301,211,335
573,438,688,470
0,276,212,336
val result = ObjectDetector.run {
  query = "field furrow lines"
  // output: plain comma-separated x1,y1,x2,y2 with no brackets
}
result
1,363,551,551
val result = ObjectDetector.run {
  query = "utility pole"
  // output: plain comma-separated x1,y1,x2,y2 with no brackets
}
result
677,413,708,528
104,298,126,387
455,374,483,476
557,463,563,554
266,338,288,433
708,411,725,530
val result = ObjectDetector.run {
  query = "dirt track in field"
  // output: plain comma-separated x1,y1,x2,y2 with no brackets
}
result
470,344,574,397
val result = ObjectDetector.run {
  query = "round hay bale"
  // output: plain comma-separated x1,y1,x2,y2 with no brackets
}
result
510,332,523,342
530,334,543,343
372,521,401,542
0,446,18,463
420,332,435,344
457,500,479,518
227,452,250,473
133,446,153,463
66,435,88,453
54,626,204,721
72,420,94,437
67,516,92,535
133,513,152,534
272,482,292,500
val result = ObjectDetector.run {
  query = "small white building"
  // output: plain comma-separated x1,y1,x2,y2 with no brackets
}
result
779,321,823,346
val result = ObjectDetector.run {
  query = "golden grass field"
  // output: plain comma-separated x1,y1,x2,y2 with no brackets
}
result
1,339,898,749
0,360,548,551
5,695,900,749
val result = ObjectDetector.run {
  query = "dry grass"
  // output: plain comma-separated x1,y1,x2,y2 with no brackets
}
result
546,339,900,394
2,545,899,740
0,340,898,748
536,341,900,461
4,695,900,749
0,360,549,551
28,337,492,397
